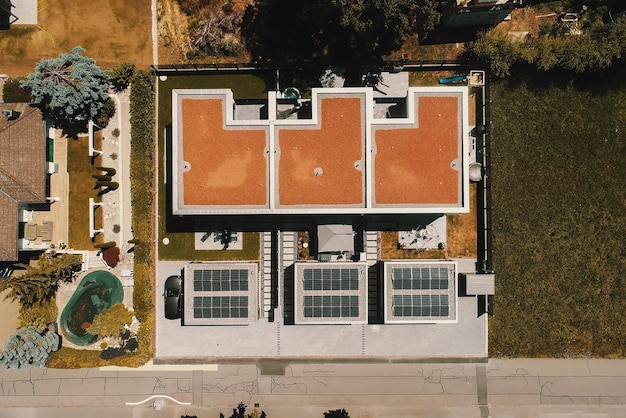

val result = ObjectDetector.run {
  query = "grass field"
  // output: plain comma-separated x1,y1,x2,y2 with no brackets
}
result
0,0,152,76
489,66,626,358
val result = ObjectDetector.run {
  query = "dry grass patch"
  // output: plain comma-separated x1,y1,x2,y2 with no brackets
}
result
0,0,152,77
380,184,477,260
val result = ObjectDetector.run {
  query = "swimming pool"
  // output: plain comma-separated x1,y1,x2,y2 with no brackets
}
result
59,270,124,346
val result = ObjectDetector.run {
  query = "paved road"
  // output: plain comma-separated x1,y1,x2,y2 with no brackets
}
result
1,359,626,417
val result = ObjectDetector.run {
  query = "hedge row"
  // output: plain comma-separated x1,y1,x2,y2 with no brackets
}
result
128,69,155,365
129,70,154,319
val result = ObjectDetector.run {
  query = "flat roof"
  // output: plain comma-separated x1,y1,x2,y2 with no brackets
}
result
171,87,469,215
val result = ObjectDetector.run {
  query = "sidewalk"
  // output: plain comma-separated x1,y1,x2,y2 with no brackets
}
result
1,359,626,417
96,92,134,284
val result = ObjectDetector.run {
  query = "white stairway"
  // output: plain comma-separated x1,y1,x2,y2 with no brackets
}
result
261,231,273,317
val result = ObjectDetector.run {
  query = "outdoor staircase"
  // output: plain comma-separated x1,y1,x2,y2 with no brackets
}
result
281,231,297,267
365,230,382,322
280,231,297,325
261,231,273,317
87,251,108,270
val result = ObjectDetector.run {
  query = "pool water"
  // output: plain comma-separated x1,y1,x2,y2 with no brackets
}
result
60,270,124,346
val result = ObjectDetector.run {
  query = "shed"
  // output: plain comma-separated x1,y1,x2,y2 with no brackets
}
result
464,273,495,296
317,224,355,254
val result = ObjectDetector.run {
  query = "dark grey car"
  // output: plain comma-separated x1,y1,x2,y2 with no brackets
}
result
163,275,182,320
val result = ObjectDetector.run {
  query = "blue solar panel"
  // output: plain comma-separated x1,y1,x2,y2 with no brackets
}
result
303,295,359,318
193,296,248,318
392,294,449,317
302,267,359,291
193,269,248,291
391,267,449,290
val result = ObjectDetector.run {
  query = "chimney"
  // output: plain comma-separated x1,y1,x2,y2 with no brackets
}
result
2,109,21,120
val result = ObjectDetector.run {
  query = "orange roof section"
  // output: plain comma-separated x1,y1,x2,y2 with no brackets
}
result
171,87,469,215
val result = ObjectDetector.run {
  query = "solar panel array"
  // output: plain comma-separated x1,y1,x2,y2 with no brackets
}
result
391,267,449,290
184,265,256,324
303,295,360,318
385,262,456,322
193,269,249,291
392,294,449,317
296,264,367,323
193,296,249,319
303,268,359,291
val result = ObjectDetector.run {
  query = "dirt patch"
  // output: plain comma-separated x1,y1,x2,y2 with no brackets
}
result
181,98,268,206
498,7,555,38
157,0,191,64
277,97,365,206
0,0,152,77
373,95,460,205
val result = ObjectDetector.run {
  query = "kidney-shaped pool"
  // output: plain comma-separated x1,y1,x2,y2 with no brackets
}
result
60,270,124,346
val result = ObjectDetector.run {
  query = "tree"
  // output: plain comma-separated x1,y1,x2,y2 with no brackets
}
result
415,0,445,41
21,46,110,137
86,303,134,338
242,0,417,65
0,326,60,369
0,254,81,307
108,61,135,92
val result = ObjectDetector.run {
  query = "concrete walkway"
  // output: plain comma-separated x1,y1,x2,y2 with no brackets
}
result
1,359,626,417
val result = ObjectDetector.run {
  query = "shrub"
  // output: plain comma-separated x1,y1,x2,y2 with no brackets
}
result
101,246,120,268
129,69,155,328
0,326,60,369
86,303,133,338
18,298,58,327
2,77,32,102
94,241,116,250
96,166,117,176
95,96,117,128
108,61,135,93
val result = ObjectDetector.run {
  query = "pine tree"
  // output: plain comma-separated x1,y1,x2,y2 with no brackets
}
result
21,46,110,137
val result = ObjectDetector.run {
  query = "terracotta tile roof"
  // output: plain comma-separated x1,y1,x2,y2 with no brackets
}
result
0,103,47,261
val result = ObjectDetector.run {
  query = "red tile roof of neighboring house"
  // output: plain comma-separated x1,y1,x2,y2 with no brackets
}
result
0,103,47,261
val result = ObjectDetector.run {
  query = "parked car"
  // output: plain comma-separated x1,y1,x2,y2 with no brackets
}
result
163,275,182,320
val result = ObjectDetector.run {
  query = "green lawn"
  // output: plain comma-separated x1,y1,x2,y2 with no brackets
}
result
489,67,626,357
67,134,104,250
156,74,268,261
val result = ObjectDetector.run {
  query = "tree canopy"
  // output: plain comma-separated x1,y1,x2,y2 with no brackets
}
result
0,254,81,307
467,6,626,77
87,303,134,338
242,0,418,65
21,46,110,137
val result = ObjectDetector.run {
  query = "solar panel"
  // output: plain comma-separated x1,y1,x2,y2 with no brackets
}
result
303,295,359,318
392,294,449,317
302,267,359,291
391,267,449,290
193,269,248,291
193,296,249,318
